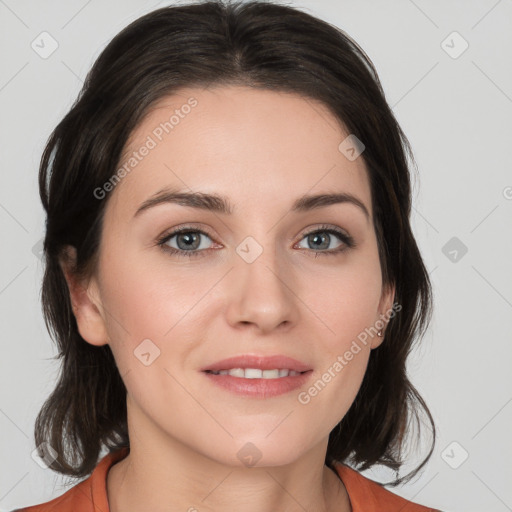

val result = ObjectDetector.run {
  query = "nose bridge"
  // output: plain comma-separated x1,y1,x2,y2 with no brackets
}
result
225,233,298,332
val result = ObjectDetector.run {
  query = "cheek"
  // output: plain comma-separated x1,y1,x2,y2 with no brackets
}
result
100,244,207,337
96,247,206,381
295,252,382,406
299,251,383,350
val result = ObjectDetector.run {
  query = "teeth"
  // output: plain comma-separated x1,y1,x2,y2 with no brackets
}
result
226,368,244,377
210,368,302,378
245,368,263,379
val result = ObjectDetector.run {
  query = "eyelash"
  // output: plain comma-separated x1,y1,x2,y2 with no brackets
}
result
156,224,355,259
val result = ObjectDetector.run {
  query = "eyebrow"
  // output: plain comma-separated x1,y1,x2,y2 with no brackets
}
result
134,187,370,220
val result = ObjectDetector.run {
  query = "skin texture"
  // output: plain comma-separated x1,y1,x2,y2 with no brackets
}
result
62,85,395,512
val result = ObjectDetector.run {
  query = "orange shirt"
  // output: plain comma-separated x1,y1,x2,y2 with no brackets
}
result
16,447,439,511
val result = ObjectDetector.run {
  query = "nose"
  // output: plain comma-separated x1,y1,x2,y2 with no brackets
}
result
224,243,300,334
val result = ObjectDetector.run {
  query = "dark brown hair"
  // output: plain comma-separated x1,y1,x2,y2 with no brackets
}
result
35,0,435,486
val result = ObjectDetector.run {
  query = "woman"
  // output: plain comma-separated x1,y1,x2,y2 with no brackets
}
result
17,1,440,510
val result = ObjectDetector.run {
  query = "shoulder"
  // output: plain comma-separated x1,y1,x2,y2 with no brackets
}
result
334,462,441,512
14,447,129,512
14,477,94,512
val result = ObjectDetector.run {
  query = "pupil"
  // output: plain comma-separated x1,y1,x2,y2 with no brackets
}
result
310,233,328,250
178,232,199,250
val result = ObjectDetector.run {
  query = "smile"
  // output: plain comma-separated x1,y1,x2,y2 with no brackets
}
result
205,368,305,378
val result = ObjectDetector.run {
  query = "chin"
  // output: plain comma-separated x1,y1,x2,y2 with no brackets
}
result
219,433,313,468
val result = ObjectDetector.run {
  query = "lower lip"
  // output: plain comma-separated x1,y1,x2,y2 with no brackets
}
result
202,370,313,398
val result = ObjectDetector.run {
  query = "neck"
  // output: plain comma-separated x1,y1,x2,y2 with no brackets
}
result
106,421,351,512
108,454,350,512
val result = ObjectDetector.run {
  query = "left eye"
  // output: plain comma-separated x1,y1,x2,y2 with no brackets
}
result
295,229,351,253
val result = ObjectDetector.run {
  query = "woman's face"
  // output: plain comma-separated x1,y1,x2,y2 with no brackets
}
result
76,85,394,467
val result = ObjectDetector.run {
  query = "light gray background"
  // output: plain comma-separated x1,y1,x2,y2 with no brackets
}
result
1,0,511,511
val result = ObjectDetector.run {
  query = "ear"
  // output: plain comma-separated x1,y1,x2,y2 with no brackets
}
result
370,281,396,350
59,245,109,347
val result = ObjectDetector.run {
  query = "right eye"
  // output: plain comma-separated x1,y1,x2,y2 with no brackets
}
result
157,227,217,258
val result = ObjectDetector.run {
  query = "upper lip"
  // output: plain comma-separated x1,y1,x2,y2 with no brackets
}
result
201,354,312,373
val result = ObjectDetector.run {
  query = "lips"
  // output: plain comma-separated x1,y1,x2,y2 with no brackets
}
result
200,354,312,373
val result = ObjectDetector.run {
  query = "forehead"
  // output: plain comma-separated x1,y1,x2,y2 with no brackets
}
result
106,85,371,220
